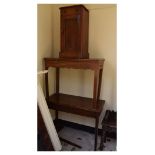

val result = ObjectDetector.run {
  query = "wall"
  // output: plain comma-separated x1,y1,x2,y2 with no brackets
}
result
37,4,54,93
49,4,117,128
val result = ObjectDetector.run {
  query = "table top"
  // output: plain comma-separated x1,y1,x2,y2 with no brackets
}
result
44,58,105,61
44,58,105,70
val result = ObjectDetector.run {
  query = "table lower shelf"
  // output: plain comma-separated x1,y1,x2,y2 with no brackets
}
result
47,93,105,118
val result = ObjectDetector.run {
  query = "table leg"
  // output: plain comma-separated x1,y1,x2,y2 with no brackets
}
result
94,117,99,151
93,70,99,108
55,68,59,120
45,68,49,101
55,110,58,120
99,124,106,150
97,69,103,102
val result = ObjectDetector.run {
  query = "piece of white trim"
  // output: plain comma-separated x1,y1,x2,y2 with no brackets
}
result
37,71,62,151
37,70,48,75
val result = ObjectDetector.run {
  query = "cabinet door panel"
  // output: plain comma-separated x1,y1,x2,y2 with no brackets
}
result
61,15,81,54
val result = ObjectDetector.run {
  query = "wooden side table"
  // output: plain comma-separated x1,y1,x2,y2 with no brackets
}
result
44,58,105,151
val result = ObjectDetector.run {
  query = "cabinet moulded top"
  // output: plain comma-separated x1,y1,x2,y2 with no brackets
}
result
59,4,89,12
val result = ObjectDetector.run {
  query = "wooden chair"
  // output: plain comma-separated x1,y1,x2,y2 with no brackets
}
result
99,110,117,150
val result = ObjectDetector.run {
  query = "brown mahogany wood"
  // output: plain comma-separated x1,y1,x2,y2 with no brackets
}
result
55,68,60,120
97,69,103,104
56,68,60,94
93,70,99,108
59,5,89,59
94,117,99,151
45,66,49,101
44,58,105,151
48,93,105,118
44,58,104,70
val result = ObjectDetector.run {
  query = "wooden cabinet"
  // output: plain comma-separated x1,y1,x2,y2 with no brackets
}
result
43,5,105,151
59,5,89,59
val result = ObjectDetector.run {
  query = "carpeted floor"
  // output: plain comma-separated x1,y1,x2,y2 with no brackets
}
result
58,127,116,151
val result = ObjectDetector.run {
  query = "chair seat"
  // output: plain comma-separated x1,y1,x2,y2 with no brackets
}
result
103,122,116,128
